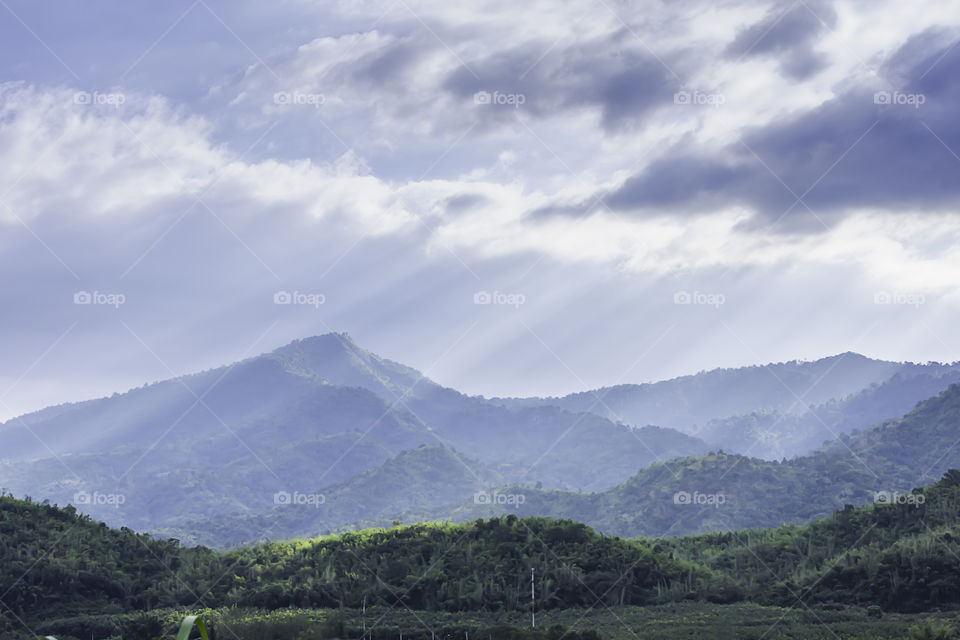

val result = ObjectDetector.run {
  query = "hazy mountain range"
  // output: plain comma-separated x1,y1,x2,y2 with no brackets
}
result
1,333,958,547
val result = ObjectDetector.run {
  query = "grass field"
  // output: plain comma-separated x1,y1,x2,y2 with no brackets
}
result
33,603,960,640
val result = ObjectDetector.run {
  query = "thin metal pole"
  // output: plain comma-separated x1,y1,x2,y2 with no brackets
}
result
531,567,536,628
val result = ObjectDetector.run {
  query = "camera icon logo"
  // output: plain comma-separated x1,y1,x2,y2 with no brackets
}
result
474,91,492,105
673,291,692,305
873,91,891,105
73,91,92,105
473,291,492,305
873,291,892,305
873,490,892,504
673,91,691,105
274,291,292,305
73,490,92,505
673,491,692,505
474,491,492,504
273,491,292,505
74,291,92,305
273,91,291,105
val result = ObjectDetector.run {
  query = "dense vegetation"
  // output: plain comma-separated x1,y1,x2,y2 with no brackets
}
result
24,605,960,640
6,471,960,637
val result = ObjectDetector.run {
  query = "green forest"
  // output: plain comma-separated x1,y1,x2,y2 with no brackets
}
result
6,470,960,639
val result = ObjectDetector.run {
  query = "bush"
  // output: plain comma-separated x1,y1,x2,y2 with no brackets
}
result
908,620,958,640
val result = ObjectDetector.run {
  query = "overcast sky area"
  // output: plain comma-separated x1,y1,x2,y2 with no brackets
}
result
2,0,960,420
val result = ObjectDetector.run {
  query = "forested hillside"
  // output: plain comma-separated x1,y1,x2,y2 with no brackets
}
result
5,470,960,635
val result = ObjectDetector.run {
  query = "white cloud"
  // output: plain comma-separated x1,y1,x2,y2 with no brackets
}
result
2,80,960,297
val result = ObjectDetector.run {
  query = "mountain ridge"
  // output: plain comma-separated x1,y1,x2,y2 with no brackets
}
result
0,333,710,539
436,382,960,538
3,334,959,550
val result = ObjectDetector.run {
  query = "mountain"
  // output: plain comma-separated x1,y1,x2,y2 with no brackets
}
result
495,353,931,431
438,382,960,537
5,335,957,548
156,369,960,548
154,445,505,547
0,334,436,462
695,365,960,458
0,333,709,538
5,471,960,638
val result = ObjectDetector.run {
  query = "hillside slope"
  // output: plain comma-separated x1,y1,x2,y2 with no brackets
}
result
440,383,960,537
5,471,960,631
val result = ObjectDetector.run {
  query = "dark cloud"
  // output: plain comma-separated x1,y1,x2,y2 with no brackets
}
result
725,0,836,80
778,47,828,81
526,202,598,219
599,31,960,230
351,38,428,86
593,60,679,131
444,193,491,214
443,35,680,131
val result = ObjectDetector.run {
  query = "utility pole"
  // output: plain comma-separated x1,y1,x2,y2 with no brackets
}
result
531,567,536,628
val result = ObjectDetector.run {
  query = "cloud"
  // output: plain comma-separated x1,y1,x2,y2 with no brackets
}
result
603,31,960,228
442,35,681,133
0,84,217,220
724,0,837,79
0,83,422,235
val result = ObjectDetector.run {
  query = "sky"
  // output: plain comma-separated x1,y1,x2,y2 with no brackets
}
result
1,0,960,420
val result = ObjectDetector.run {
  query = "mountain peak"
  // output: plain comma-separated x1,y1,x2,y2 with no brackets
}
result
269,332,431,401
820,351,873,362
277,332,359,355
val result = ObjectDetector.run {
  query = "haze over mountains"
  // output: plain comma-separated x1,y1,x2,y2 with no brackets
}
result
443,379,960,536
496,354,960,456
1,333,958,548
